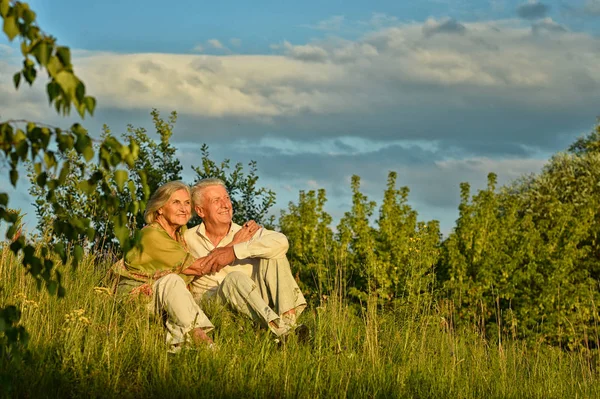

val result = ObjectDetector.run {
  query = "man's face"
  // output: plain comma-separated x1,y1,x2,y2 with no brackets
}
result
195,185,233,227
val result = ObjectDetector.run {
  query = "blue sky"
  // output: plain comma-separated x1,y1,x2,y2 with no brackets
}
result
1,0,600,236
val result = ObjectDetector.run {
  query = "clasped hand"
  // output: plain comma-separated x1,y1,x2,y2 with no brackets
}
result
186,220,261,277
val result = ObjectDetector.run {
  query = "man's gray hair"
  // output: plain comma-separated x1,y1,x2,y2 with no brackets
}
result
191,178,228,208
144,181,191,224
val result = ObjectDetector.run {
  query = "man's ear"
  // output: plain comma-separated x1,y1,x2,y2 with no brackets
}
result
195,205,205,218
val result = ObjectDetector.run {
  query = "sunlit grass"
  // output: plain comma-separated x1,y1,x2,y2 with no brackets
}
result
1,242,599,398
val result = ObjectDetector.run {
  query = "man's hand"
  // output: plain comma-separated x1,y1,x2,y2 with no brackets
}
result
182,247,235,276
199,247,236,275
230,220,261,245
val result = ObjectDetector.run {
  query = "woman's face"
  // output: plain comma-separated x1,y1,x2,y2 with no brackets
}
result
159,189,192,228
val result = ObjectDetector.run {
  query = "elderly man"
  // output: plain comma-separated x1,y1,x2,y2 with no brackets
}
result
184,178,307,339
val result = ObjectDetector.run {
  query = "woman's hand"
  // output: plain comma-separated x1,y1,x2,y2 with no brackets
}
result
182,247,236,277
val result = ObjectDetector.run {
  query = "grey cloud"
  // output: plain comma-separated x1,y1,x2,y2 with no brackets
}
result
127,79,149,93
189,57,223,73
585,0,600,15
175,140,545,234
139,61,162,74
332,43,378,63
531,18,568,35
284,42,329,63
155,88,598,161
531,18,568,34
517,2,550,20
423,18,467,38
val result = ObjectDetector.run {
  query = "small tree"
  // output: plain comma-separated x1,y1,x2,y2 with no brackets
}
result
1,1,148,352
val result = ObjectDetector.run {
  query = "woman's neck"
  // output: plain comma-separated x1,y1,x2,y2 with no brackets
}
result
156,216,178,240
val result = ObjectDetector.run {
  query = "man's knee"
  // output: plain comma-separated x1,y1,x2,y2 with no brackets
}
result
259,257,293,274
222,271,252,288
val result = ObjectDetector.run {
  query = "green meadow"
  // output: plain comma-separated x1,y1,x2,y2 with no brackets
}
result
1,243,598,399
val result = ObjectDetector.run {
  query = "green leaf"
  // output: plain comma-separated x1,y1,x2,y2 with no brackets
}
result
75,81,85,103
73,245,83,265
53,243,66,262
13,72,21,89
0,0,9,18
46,56,62,77
56,46,71,67
36,172,47,187
0,193,8,206
57,164,69,184
82,145,94,162
55,70,77,99
47,281,57,295
44,152,56,168
15,140,28,160
10,169,18,186
84,96,96,116
31,40,50,65
46,81,59,103
23,62,37,85
6,224,16,240
13,129,26,143
86,228,96,240
22,9,36,24
114,170,128,191
3,15,18,41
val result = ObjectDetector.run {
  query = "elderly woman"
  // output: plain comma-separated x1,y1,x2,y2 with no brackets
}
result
115,181,215,351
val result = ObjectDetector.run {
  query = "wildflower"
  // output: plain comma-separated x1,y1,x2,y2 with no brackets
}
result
93,287,112,296
22,299,39,310
14,292,27,301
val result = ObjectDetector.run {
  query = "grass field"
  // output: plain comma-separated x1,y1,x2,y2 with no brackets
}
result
1,242,599,399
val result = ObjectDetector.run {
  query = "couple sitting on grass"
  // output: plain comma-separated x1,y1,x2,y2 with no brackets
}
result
113,178,307,352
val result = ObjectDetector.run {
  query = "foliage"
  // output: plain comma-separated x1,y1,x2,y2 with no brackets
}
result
282,172,440,307
1,1,147,351
191,144,276,227
280,189,335,304
440,123,600,347
28,109,182,252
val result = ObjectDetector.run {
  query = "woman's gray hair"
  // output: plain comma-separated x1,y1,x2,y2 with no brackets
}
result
144,181,191,224
191,178,227,208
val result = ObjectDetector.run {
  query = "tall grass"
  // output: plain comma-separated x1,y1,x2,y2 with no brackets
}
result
1,241,599,398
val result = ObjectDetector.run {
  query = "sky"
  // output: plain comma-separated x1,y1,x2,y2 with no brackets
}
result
1,0,600,236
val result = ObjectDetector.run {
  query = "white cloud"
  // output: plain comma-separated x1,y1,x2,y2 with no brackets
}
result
207,39,224,49
1,18,598,147
192,44,204,52
301,15,345,31
230,38,242,47
531,17,568,34
422,17,467,37
282,40,329,63
0,44,13,57
366,12,398,28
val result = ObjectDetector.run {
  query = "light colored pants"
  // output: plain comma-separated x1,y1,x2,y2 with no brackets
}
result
215,257,307,328
149,274,214,347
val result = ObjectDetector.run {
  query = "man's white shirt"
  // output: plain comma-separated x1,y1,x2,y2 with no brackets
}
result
184,222,289,297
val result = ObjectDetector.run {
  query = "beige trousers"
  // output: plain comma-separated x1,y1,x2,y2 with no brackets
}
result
149,274,214,347
215,257,307,328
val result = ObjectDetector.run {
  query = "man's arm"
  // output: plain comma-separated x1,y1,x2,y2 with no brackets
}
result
185,221,261,275
232,227,289,260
